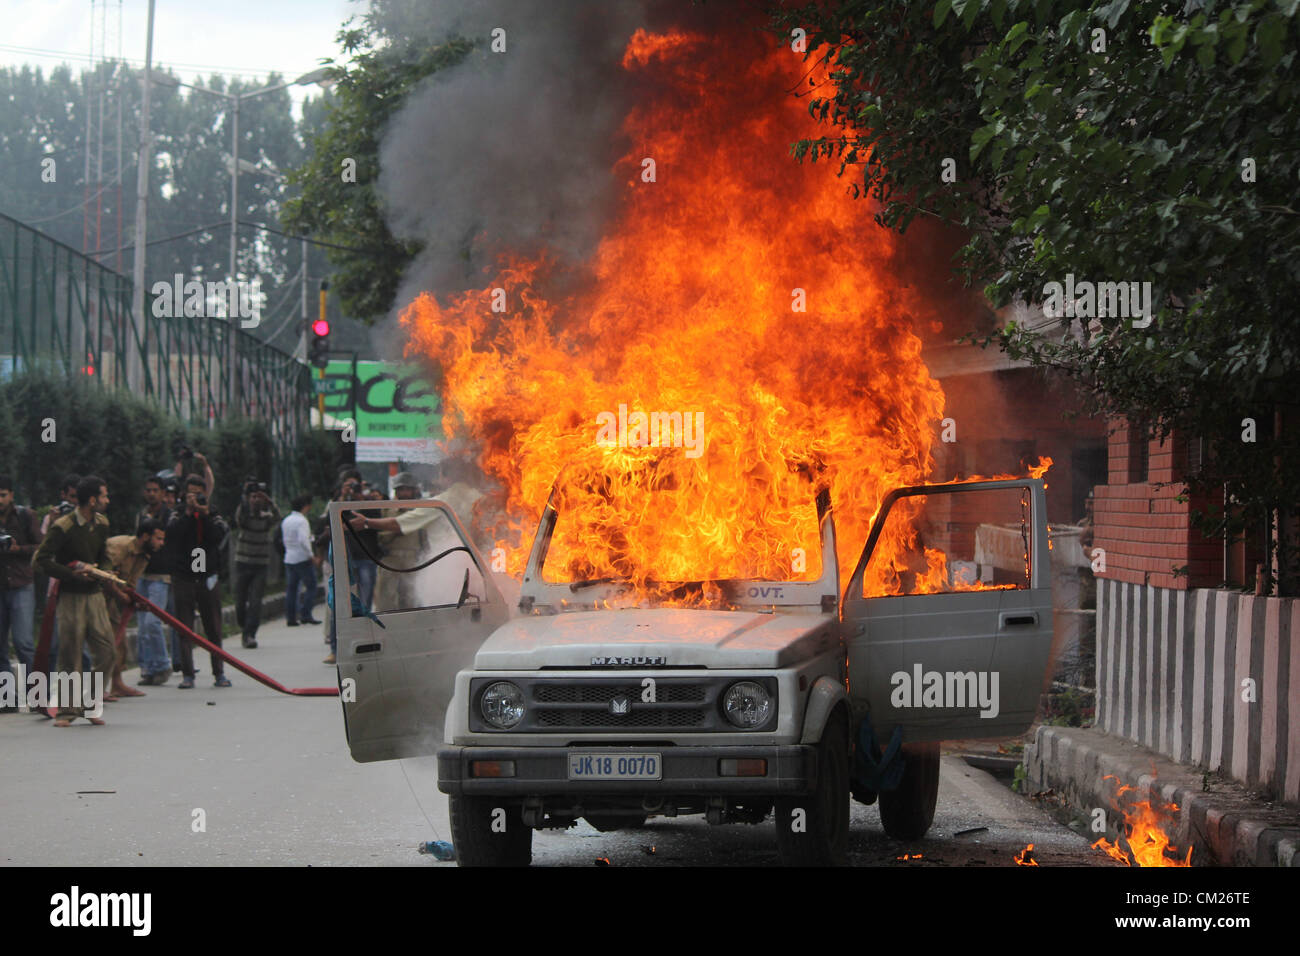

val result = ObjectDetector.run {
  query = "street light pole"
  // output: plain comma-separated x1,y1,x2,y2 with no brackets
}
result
230,94,240,286
148,68,330,417
128,0,155,395
228,93,240,416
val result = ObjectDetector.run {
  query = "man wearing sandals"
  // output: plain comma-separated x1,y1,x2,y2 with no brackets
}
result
31,475,116,726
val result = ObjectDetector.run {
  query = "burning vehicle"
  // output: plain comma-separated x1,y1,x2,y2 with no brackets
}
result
329,469,1054,866
327,18,1064,865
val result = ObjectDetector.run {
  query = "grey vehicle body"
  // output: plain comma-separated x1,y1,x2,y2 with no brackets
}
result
329,478,1054,864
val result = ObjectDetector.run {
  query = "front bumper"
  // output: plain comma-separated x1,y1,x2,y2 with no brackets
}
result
437,744,817,796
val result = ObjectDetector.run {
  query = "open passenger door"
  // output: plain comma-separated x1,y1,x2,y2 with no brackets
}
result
842,478,1054,744
330,500,510,763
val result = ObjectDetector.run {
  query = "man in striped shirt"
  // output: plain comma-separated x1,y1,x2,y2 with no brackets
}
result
233,479,280,649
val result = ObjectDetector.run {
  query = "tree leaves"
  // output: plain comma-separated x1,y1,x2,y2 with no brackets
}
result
773,0,1300,584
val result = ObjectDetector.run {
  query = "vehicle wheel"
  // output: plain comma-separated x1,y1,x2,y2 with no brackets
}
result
878,742,940,841
774,714,849,866
448,795,532,867
584,813,648,832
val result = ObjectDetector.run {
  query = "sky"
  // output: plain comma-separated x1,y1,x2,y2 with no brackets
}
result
0,0,358,112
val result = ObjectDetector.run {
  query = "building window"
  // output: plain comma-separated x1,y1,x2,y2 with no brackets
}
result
1178,432,1204,482
1127,423,1149,484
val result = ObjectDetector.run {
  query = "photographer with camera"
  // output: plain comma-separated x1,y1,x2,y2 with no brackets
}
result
39,474,81,537
166,475,231,689
132,476,174,686
171,440,214,499
234,477,280,649
337,472,378,613
0,476,42,699
319,472,381,666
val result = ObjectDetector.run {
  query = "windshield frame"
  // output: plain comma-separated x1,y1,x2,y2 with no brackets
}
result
518,485,840,614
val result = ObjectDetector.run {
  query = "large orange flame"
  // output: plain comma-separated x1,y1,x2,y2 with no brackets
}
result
1092,775,1192,867
400,26,1031,601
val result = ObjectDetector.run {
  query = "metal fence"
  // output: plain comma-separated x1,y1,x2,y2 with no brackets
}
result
0,211,313,496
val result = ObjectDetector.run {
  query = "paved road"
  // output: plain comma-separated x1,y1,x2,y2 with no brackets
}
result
0,614,1105,867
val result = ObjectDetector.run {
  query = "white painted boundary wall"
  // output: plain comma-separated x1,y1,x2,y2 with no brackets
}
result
1096,580,1300,804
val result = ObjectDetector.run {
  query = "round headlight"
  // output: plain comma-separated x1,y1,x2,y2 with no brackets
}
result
722,681,772,728
480,681,525,729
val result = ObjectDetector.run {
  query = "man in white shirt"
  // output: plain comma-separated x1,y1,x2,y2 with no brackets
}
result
281,495,320,626
350,476,485,614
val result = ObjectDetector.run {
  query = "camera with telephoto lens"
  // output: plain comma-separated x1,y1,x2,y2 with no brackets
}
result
193,493,207,507
244,480,268,496
0,532,13,552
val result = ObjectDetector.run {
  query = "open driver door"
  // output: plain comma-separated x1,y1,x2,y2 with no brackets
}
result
842,478,1055,745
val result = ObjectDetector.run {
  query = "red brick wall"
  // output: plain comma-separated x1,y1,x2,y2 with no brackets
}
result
1093,421,1224,589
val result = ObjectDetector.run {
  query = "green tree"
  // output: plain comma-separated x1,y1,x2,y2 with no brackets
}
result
773,0,1300,592
0,61,324,347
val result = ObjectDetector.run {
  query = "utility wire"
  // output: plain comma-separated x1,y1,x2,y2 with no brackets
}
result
86,219,388,258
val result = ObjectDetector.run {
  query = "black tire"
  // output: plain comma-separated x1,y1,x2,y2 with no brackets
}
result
448,795,533,867
878,742,940,841
584,813,649,832
774,714,850,866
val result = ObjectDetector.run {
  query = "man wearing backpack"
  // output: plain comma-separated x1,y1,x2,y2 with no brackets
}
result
0,476,41,707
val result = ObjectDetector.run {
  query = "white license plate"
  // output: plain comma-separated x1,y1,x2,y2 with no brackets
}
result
568,752,662,780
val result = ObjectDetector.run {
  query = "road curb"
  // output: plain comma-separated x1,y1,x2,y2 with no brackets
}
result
1024,725,1300,867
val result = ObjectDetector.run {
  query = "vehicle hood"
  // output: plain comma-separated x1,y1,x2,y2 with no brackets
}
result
474,607,838,670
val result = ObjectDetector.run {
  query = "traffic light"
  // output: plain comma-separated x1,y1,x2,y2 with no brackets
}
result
309,280,330,369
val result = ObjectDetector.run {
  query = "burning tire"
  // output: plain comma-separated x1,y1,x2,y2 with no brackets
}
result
774,714,849,866
449,796,533,867
878,742,940,841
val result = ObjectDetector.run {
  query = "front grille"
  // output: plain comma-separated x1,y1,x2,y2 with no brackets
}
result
537,707,706,728
468,676,778,734
534,683,707,704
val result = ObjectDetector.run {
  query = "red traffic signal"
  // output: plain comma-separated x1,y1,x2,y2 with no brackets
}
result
311,318,331,337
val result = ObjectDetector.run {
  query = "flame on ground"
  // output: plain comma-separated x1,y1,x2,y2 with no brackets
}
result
1013,843,1039,866
1092,775,1192,867
401,25,1046,603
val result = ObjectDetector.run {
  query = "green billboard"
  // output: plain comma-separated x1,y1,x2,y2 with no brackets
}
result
318,360,442,462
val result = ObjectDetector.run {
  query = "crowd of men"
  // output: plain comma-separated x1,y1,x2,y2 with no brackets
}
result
0,451,292,724
0,452,477,725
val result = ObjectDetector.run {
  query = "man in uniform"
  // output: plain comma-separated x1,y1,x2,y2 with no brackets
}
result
0,475,41,687
31,476,116,726
104,518,165,698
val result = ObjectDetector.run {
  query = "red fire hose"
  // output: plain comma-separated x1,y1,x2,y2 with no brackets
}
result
34,580,338,697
